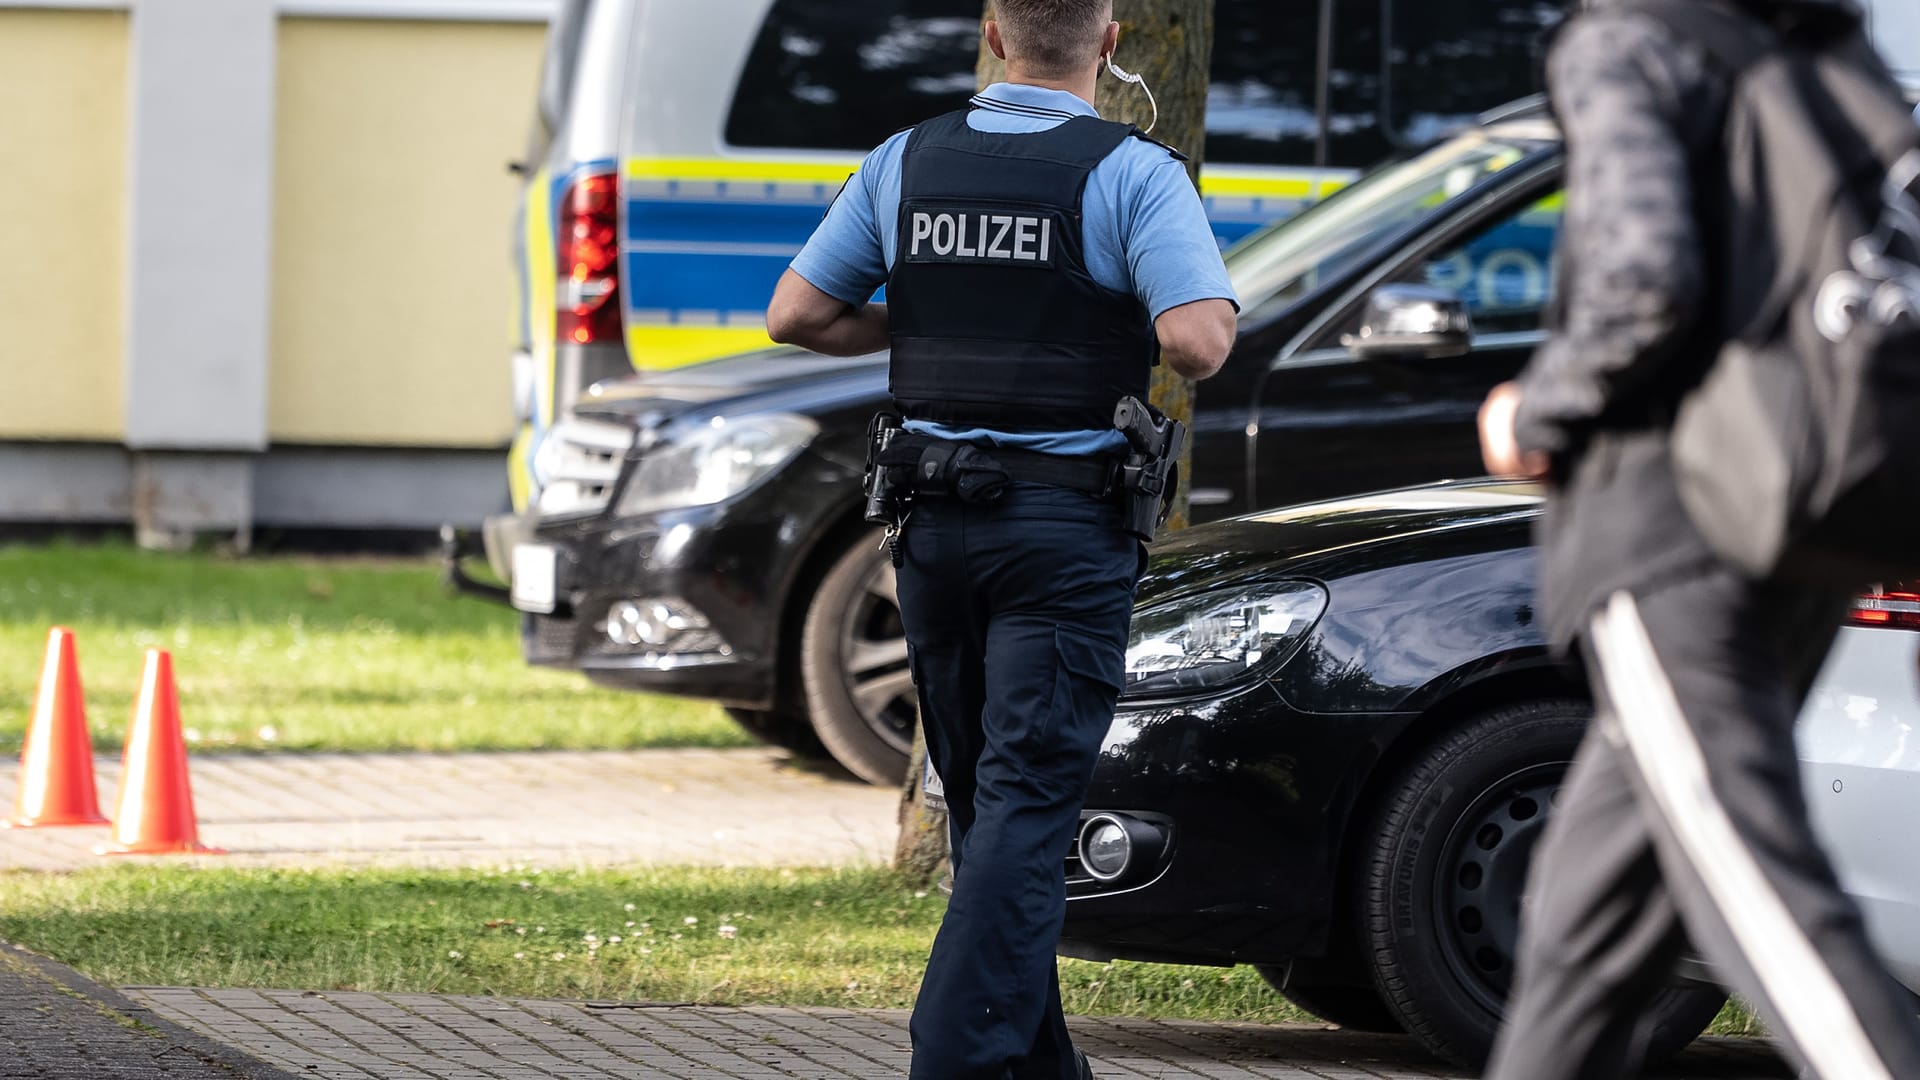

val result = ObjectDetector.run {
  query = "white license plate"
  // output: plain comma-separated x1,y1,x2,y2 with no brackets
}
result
510,544,558,614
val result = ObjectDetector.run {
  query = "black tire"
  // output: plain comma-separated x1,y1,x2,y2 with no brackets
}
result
799,535,917,785
722,707,828,760
1357,699,1725,1069
1256,966,1404,1033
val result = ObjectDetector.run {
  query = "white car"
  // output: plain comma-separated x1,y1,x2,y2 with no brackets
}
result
1802,588,1920,990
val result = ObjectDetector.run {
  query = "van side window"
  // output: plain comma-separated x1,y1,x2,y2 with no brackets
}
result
1380,0,1565,150
726,0,982,152
1206,0,1324,168
1327,0,1564,169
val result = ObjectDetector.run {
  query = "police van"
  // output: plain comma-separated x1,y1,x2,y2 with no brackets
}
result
509,0,1571,511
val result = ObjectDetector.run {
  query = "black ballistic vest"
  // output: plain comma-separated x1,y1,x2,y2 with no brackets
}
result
887,110,1159,432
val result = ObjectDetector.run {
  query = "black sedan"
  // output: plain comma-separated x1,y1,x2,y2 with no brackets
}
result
456,100,1570,785
1059,479,1917,1069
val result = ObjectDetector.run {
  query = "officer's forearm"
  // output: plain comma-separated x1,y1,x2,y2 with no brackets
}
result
770,302,888,357
767,270,891,356
1155,299,1237,381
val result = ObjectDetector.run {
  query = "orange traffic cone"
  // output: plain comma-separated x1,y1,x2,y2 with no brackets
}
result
96,650,222,856
5,627,109,828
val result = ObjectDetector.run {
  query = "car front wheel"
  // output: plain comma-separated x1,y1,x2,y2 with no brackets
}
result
799,535,917,785
1356,699,1725,1069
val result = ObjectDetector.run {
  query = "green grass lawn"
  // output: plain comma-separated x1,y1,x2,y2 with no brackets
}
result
0,864,1761,1034
0,865,1302,1022
0,541,748,755
0,542,1766,1037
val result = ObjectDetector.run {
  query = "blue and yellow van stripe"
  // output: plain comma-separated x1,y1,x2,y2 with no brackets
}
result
1194,167,1349,243
615,156,1343,371
619,158,859,369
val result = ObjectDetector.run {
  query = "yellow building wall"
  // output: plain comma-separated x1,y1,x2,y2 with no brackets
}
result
271,17,542,447
0,11,128,442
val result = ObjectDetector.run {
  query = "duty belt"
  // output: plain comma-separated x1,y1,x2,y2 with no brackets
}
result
875,432,1115,502
863,399,1184,550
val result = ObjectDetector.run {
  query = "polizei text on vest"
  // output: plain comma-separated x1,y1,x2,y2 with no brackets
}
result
906,208,1057,266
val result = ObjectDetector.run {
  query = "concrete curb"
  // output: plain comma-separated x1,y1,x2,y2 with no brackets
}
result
1,941,303,1080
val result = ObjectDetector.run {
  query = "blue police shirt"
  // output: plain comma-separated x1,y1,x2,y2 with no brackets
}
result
788,82,1238,456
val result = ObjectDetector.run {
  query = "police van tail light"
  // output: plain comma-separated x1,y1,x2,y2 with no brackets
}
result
557,172,621,346
1851,584,1920,631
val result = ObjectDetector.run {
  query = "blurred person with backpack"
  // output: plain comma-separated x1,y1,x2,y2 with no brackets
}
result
1477,0,1920,1076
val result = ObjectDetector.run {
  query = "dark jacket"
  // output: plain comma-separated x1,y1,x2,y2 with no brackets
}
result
1512,0,1867,647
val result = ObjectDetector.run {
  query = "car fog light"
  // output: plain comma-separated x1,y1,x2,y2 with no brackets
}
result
1077,814,1168,884
1080,818,1132,880
604,597,721,653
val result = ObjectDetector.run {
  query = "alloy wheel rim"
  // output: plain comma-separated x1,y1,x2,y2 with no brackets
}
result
837,559,916,753
1432,762,1566,1016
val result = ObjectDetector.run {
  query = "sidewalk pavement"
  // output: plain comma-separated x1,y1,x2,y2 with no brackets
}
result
121,986,1788,1080
0,749,897,872
0,944,294,1080
0,942,1787,1080
0,748,1793,1079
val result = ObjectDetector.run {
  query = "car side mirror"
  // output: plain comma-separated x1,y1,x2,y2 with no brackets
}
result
1341,285,1474,360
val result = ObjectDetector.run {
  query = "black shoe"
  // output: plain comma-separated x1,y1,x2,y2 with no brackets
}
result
1074,1048,1094,1080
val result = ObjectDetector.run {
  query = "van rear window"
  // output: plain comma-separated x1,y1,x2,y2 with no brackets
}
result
726,0,983,152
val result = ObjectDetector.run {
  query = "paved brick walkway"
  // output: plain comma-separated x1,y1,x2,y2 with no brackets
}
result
0,749,896,871
0,748,1796,1078
0,946,294,1080
125,988,1788,1080
0,942,1789,1079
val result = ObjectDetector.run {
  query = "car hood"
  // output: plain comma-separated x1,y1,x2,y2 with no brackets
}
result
1137,480,1545,607
571,348,888,426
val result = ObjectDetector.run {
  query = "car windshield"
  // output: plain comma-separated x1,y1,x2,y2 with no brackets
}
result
1224,124,1558,321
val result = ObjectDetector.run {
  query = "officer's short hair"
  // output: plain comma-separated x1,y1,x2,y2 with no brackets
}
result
992,0,1112,78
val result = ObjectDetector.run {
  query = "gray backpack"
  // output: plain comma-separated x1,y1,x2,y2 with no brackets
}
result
1632,0,1920,584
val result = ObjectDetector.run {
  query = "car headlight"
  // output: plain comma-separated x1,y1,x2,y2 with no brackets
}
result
1124,581,1328,696
615,413,818,516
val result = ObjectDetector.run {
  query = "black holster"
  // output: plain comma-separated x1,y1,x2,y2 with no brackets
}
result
1113,396,1187,542
863,413,910,526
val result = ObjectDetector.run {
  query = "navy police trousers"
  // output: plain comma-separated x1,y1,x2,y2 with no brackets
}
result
898,483,1143,1080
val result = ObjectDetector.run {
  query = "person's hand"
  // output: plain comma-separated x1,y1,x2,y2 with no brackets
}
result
1478,382,1551,481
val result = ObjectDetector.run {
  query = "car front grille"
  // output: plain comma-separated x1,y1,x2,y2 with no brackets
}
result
525,612,578,665
534,417,635,517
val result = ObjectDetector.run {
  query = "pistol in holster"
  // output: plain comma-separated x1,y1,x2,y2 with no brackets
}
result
863,412,910,526
1113,396,1187,543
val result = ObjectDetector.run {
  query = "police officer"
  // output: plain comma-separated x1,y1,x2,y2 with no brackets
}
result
767,3,1235,1076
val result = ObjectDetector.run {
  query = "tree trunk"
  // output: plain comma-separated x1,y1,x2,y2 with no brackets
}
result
893,722,949,886
893,0,1217,880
